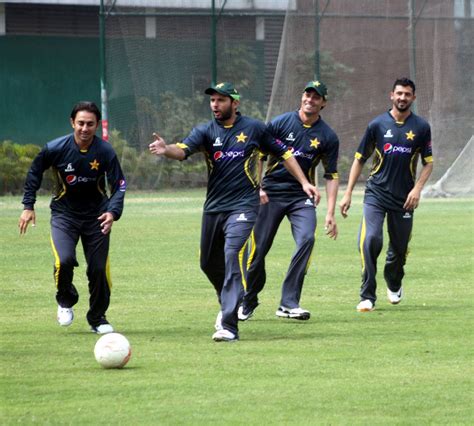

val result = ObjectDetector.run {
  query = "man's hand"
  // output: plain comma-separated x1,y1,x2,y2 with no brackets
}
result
302,182,321,206
19,209,36,235
324,214,338,239
98,212,115,235
403,187,421,211
339,193,352,218
260,188,269,205
149,133,167,156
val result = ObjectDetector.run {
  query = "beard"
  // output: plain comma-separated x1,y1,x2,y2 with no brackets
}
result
394,100,412,112
214,105,233,122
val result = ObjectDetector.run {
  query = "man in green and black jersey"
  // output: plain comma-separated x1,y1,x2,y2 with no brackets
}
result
19,102,126,334
340,78,433,312
239,80,339,322
149,82,318,342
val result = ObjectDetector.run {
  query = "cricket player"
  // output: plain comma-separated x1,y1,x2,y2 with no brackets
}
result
19,101,126,334
239,80,339,321
149,82,319,342
340,77,433,312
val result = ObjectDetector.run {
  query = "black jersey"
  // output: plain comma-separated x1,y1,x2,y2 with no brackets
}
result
177,113,292,213
262,111,339,199
357,111,433,210
22,134,126,219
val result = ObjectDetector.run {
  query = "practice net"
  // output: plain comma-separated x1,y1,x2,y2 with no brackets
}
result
103,0,473,193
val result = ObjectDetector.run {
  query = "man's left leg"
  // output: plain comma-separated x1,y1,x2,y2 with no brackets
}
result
278,201,316,319
81,218,112,331
216,210,257,340
384,209,413,303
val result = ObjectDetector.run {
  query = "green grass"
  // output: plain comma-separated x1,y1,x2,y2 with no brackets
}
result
1,190,473,425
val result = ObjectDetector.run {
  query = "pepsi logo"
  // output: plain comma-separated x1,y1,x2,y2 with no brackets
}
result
384,143,412,155
66,175,77,185
214,151,223,161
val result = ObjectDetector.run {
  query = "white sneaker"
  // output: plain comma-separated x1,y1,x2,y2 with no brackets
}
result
212,329,238,342
387,287,403,304
57,305,74,326
215,311,223,331
91,323,114,334
275,306,311,320
356,300,375,312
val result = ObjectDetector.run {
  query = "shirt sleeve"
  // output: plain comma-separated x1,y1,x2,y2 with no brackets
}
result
22,146,52,209
178,125,207,159
421,125,433,165
355,124,376,162
261,122,292,160
321,135,340,180
105,154,126,221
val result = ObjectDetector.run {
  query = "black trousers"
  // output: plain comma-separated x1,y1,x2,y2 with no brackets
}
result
358,202,413,303
50,212,111,327
200,210,257,336
244,198,316,310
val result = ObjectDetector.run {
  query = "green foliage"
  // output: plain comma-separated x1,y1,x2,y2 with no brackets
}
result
0,140,41,195
292,50,354,99
108,128,207,190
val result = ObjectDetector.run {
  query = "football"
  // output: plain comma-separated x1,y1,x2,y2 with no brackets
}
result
94,333,131,369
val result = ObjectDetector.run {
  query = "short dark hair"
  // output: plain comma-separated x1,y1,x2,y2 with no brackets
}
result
70,101,101,122
392,77,416,94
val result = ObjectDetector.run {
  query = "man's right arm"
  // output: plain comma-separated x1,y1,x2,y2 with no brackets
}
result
19,147,50,234
149,132,186,160
339,157,365,218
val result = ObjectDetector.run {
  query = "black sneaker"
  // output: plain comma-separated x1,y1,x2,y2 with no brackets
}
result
91,323,114,334
238,304,257,321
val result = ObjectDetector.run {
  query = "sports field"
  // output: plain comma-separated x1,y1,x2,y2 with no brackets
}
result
1,190,473,424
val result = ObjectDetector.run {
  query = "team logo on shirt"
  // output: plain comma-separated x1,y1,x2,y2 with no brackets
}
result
286,132,296,142
287,146,314,160
406,130,416,141
89,159,100,170
66,175,77,185
236,132,248,143
64,163,75,172
213,137,222,146
213,150,245,161
383,143,412,154
384,129,394,138
310,138,320,149
236,213,248,222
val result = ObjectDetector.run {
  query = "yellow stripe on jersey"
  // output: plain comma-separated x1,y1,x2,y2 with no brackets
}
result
281,150,293,161
50,234,61,288
54,170,67,200
244,150,259,188
424,155,433,163
410,148,421,180
359,216,367,273
330,172,339,179
355,152,364,160
239,239,249,291
176,142,188,149
370,148,383,175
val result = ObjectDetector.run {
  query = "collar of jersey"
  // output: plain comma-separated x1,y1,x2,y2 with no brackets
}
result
216,112,241,129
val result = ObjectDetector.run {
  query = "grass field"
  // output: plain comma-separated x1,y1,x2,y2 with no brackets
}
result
1,190,473,424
